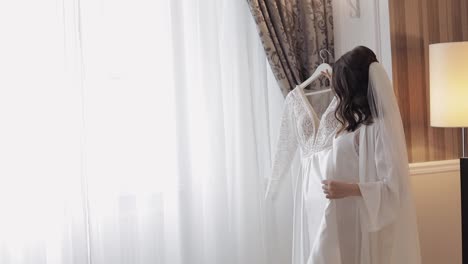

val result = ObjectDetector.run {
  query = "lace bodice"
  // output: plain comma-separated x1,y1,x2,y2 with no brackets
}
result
265,86,340,197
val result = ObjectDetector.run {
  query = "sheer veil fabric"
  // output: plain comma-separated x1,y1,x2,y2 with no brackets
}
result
356,62,421,263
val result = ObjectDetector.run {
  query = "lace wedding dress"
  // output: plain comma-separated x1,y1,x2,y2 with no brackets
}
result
265,85,357,264
265,63,421,264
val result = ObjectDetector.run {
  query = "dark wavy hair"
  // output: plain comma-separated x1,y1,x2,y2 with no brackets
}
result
332,46,378,134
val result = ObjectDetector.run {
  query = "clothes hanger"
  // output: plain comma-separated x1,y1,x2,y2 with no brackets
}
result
300,49,333,96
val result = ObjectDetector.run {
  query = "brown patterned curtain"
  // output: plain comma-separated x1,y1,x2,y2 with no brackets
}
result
247,0,334,97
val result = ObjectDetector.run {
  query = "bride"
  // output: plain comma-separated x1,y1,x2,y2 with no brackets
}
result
265,46,421,264
318,46,421,263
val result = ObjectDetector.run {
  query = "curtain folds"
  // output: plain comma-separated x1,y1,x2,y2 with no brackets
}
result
247,0,335,97
0,0,291,263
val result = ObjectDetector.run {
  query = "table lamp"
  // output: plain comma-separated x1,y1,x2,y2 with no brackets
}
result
429,41,468,261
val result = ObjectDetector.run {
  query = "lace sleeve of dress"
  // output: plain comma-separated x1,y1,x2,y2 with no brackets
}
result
265,94,299,200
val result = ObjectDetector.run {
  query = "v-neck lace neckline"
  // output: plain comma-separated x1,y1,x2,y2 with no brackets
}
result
296,85,336,125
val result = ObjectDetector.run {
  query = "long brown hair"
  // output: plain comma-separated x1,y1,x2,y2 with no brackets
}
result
332,46,378,133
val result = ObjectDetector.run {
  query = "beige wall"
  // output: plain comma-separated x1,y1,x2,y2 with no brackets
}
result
410,160,462,264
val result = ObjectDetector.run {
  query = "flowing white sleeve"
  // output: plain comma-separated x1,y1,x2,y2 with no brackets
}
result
357,124,401,232
264,95,298,200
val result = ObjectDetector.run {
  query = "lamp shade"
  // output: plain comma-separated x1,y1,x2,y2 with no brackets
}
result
429,41,468,127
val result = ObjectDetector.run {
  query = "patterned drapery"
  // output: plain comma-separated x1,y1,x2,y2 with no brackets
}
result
247,0,334,97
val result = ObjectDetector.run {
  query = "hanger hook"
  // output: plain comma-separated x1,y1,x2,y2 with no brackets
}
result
319,49,333,63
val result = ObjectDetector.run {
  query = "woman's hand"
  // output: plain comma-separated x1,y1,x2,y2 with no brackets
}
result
321,180,361,199
321,69,332,81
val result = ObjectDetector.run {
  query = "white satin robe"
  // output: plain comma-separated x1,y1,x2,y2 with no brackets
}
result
265,85,421,264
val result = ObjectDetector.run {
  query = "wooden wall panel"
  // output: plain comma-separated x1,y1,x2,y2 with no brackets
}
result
389,0,468,163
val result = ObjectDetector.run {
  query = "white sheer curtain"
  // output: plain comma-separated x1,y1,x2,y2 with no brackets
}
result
0,0,293,263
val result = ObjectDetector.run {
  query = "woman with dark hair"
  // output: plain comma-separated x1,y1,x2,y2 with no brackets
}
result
265,46,421,264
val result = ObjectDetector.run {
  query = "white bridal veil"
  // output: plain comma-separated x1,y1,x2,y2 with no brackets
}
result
356,62,421,263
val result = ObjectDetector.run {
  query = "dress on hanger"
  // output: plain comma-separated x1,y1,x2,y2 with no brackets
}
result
265,84,421,264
